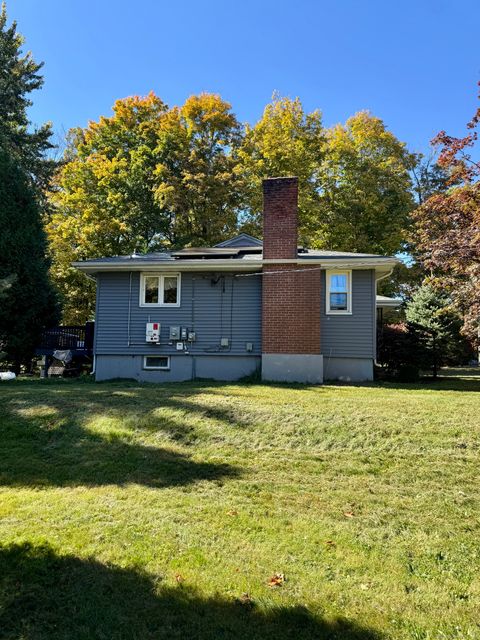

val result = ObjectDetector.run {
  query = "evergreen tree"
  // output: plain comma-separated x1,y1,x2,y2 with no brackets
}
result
0,275,14,362
0,3,54,186
0,149,59,372
405,285,466,378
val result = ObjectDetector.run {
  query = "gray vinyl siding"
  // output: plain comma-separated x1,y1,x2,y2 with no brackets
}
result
95,271,262,357
320,269,376,359
94,268,376,362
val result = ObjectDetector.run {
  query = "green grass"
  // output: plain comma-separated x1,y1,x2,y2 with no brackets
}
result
1,371,480,639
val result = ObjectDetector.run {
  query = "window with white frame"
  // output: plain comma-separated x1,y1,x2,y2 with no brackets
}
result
143,355,170,370
140,273,181,307
326,270,352,314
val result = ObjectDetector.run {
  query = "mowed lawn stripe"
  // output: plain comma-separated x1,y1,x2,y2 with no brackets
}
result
0,373,479,639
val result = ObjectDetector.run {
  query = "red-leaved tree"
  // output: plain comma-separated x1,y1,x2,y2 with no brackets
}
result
412,82,480,342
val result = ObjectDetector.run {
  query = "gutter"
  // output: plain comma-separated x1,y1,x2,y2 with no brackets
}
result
72,257,400,275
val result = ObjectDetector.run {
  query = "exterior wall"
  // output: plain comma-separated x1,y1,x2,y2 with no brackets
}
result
262,265,321,355
95,271,261,358
93,266,376,383
320,269,376,360
323,357,373,382
262,354,323,383
95,354,260,383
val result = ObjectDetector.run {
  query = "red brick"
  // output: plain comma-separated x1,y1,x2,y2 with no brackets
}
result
261,177,321,355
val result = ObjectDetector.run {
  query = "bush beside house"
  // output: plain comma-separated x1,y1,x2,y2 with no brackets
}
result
378,285,474,380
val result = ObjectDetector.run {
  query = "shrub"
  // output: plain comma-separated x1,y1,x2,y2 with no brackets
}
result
377,323,422,381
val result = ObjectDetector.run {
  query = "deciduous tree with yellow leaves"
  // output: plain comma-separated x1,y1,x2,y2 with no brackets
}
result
237,94,325,243
48,92,244,322
318,112,415,255
49,91,416,322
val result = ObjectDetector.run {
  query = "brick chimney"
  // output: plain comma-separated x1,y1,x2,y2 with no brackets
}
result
261,177,323,382
262,177,298,260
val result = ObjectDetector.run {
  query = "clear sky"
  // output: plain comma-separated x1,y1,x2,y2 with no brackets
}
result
9,0,480,155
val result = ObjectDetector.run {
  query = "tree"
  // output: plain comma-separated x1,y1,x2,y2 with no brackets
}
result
0,275,14,362
377,260,425,303
0,2,54,186
318,112,415,255
377,153,450,305
48,93,170,322
0,3,59,370
237,94,325,243
411,81,480,341
154,93,245,246
405,285,466,378
0,148,59,372
48,93,244,322
410,153,449,205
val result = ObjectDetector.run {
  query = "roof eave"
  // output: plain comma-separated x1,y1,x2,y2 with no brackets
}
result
72,259,263,274
73,256,399,275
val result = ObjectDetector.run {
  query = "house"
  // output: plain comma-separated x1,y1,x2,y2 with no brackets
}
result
73,177,399,383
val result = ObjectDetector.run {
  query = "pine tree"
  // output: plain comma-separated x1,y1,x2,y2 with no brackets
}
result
0,2,54,186
0,149,59,372
405,285,465,378
0,4,59,371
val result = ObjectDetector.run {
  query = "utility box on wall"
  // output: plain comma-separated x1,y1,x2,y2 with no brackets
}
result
146,322,161,343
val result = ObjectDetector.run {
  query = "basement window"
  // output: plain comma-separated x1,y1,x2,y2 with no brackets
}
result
143,356,170,370
140,273,181,307
326,271,352,314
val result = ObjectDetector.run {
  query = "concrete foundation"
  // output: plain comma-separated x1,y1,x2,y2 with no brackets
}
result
95,354,261,383
323,356,374,382
261,354,324,384
95,353,373,384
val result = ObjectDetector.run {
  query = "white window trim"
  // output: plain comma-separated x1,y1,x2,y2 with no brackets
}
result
326,269,352,315
143,355,170,370
139,272,181,308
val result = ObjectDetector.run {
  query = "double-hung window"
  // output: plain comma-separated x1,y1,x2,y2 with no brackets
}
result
326,270,352,314
140,273,181,307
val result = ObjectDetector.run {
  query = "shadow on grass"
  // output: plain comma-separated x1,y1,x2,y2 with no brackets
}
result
0,392,238,488
371,377,480,393
0,381,263,471
0,542,384,640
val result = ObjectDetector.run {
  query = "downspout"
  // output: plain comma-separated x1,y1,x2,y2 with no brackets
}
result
127,271,132,347
90,273,99,377
374,268,393,367
191,276,196,380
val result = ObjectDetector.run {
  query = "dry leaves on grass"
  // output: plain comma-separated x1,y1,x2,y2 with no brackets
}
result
267,573,286,588
236,593,254,607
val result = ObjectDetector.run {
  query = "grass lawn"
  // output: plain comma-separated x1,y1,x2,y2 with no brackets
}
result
1,371,479,639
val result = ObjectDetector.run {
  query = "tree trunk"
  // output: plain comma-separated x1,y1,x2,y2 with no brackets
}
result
12,356,21,376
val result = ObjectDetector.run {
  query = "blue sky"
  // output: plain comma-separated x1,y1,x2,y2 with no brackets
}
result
10,0,480,155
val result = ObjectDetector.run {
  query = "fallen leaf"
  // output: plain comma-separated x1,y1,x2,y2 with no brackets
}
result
174,573,184,583
344,511,355,518
267,573,285,587
227,510,238,516
236,593,254,607
325,540,336,547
